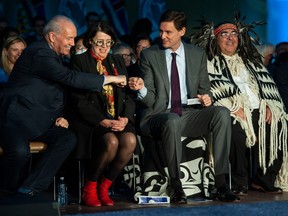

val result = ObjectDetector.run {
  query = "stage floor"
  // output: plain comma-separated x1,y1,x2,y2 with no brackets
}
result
60,190,288,215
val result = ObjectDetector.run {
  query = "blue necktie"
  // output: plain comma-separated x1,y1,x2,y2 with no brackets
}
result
170,53,182,116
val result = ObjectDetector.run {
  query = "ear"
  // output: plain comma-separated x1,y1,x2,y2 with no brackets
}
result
180,27,186,37
3,48,8,56
47,32,56,43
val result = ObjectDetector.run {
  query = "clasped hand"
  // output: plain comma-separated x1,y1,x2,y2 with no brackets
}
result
100,117,128,131
113,75,126,87
128,77,144,90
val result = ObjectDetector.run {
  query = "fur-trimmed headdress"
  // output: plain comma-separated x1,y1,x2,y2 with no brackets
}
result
190,12,266,69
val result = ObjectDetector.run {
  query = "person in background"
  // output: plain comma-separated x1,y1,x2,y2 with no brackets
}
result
68,21,136,207
25,15,47,45
256,43,275,76
85,11,101,32
0,15,126,197
129,10,238,203
0,36,26,80
112,42,135,67
127,36,153,78
192,18,288,196
273,42,288,112
70,34,87,56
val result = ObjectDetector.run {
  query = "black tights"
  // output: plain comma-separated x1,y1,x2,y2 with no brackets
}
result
87,132,136,182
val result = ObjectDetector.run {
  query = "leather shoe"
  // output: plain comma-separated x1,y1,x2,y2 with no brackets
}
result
251,182,283,194
215,185,240,202
232,185,248,196
169,186,187,204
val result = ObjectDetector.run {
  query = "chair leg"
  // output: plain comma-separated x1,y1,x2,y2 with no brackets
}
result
229,163,232,190
132,153,136,193
78,160,84,204
53,176,56,201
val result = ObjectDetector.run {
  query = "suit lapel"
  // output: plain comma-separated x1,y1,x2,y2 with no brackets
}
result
156,48,170,96
184,44,193,98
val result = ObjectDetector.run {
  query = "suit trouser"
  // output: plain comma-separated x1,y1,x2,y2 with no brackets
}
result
144,106,231,185
230,110,283,188
0,126,76,193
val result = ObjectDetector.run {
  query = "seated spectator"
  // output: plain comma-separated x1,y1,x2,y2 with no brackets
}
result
273,42,288,112
85,11,101,32
0,36,27,81
0,15,126,196
68,21,136,207
127,36,153,77
192,17,287,196
25,15,47,45
129,10,238,203
256,43,275,76
70,34,87,56
112,42,135,67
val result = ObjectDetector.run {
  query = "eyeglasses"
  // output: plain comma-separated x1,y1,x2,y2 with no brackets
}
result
136,45,150,50
91,38,115,47
220,31,238,39
122,53,133,58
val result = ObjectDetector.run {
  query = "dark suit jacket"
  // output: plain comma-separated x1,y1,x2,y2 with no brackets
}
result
67,51,136,159
0,40,105,139
138,42,212,135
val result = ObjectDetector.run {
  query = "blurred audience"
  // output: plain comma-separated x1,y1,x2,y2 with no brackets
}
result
112,42,135,67
25,15,47,45
273,42,288,112
0,36,26,85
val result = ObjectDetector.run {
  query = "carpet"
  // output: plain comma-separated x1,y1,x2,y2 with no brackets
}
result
64,201,288,216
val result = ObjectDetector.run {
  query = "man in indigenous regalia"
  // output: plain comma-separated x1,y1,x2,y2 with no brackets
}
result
191,13,288,196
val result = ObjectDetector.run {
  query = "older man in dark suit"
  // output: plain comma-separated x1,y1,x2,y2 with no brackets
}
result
0,15,126,196
129,10,238,203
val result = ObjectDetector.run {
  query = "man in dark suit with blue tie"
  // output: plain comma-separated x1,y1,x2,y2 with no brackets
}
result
0,15,126,196
129,10,238,203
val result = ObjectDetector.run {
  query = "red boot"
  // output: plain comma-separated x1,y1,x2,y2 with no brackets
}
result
98,177,114,206
82,180,101,207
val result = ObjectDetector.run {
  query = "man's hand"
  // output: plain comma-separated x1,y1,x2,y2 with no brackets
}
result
128,77,144,91
197,94,212,107
232,107,246,121
55,117,69,128
266,106,272,124
105,75,127,87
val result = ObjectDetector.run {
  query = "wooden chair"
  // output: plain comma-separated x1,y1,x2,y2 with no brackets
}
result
0,142,57,200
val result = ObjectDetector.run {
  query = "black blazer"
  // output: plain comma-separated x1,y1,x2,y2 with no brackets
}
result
0,40,105,139
67,51,136,159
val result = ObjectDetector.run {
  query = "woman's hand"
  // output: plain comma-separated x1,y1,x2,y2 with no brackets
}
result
55,117,69,128
100,117,128,131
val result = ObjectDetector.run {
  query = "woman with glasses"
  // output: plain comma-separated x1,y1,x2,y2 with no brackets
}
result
68,22,137,207
192,20,287,196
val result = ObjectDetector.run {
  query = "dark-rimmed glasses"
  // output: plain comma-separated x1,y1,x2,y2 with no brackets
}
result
220,31,238,39
91,38,115,47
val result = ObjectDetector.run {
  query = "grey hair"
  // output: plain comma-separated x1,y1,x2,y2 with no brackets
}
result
43,15,74,35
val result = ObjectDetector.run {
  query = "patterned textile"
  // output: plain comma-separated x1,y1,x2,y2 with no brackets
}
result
90,50,118,118
123,136,215,201
207,55,288,190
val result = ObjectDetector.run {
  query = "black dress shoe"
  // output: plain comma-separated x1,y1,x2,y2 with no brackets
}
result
232,185,248,196
251,182,283,194
215,185,240,202
169,187,187,204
